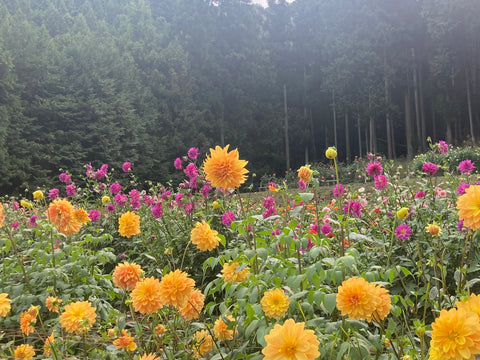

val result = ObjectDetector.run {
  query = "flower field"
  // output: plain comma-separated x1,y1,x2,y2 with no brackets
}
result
0,143,479,360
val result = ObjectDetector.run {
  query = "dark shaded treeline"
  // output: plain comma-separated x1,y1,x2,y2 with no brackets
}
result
0,0,479,194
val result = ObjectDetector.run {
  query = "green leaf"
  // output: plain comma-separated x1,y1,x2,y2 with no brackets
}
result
323,293,337,314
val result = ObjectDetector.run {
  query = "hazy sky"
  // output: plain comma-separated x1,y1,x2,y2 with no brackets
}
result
251,0,295,7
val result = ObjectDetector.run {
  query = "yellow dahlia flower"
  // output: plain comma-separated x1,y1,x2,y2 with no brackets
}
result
429,308,480,360
190,220,220,251
118,211,141,238
60,301,97,334
0,293,11,317
33,190,44,200
14,344,35,360
457,185,480,231
325,147,337,160
261,288,290,319
139,354,160,360
131,277,164,315
396,207,409,219
73,208,90,224
262,318,320,360
371,283,392,322
20,311,36,336
203,145,248,190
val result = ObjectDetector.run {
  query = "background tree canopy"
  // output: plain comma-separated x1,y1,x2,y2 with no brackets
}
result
0,0,479,195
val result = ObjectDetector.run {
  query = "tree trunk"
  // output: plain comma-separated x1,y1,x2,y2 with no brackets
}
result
405,88,414,160
345,113,350,163
364,127,369,156
412,48,423,152
465,66,476,146
309,108,316,159
384,52,393,159
284,84,290,171
368,93,377,154
332,89,338,149
357,115,362,159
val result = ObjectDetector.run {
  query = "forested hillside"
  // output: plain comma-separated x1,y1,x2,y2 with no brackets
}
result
0,0,479,194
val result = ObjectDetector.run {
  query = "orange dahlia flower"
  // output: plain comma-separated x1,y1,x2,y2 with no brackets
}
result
456,293,480,318
457,185,480,231
47,198,82,235
131,277,164,314
43,332,54,357
336,277,377,321
46,296,62,313
190,221,220,251
118,211,141,238
429,308,480,360
112,262,144,291
203,145,248,190
261,288,290,319
20,311,36,336
192,329,214,358
213,315,236,341
159,269,195,309
179,288,205,320
262,318,320,360
371,284,392,322
0,293,11,317
73,208,91,224
297,165,313,183
14,344,35,360
221,260,250,283
60,301,97,334
113,329,137,351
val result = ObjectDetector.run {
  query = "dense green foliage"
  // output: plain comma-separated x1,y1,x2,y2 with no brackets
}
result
0,0,479,195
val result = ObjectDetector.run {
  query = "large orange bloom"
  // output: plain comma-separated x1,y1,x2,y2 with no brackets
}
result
20,311,36,336
112,262,144,291
190,221,220,251
261,288,290,319
179,288,205,320
213,315,236,341
221,260,250,283
0,203,4,227
131,277,164,315
297,165,313,183
118,211,141,238
429,308,480,360
456,293,480,318
371,284,392,322
262,318,320,360
0,293,11,317
60,301,97,334
14,344,35,360
336,277,377,321
47,199,82,235
159,270,195,309
203,145,248,190
457,185,480,231
192,329,214,358
113,329,137,351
